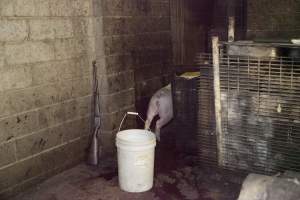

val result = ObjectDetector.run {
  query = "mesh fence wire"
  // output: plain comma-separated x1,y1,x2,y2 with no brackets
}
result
196,52,300,175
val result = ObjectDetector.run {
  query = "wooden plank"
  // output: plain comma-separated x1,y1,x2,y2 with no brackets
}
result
212,36,224,167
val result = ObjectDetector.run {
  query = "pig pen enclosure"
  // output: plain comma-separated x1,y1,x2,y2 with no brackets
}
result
196,39,300,176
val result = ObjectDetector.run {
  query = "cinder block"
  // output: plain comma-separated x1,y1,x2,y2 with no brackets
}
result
102,0,125,16
97,75,109,95
40,138,85,171
80,116,91,136
100,112,119,131
100,88,135,113
0,110,39,141
154,17,171,32
0,92,11,118
0,20,27,42
99,131,116,154
0,45,4,69
104,36,125,55
32,62,58,86
1,0,51,16
72,0,92,16
15,126,63,159
53,19,74,39
5,41,55,65
92,0,102,17
79,56,92,77
129,17,140,34
103,17,128,36
71,77,92,98
105,55,133,74
35,0,51,16
51,104,67,125
33,84,62,108
72,18,89,37
123,0,139,16
95,34,105,57
7,88,37,115
94,17,103,37
95,57,106,75
0,139,88,196
135,64,162,83
37,106,52,129
0,0,14,16
100,105,135,131
106,70,134,93
87,36,96,56
38,79,84,106
15,0,35,16
64,99,78,120
149,1,170,17
0,155,43,190
50,0,73,16
0,65,33,92
0,169,49,199
0,138,85,193
62,117,90,142
55,59,77,80
57,81,73,102
29,19,73,40
54,38,86,60
0,142,16,168
37,98,90,130
37,104,66,129
132,48,164,66
86,17,96,37
135,76,163,99
77,96,91,117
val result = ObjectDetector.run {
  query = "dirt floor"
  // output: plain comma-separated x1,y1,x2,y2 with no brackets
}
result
10,132,243,200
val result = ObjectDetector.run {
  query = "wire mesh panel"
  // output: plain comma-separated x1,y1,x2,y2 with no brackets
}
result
196,51,300,175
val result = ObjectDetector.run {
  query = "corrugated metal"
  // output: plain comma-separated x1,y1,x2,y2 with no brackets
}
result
196,51,300,175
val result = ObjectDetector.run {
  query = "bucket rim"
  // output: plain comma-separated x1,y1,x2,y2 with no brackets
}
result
116,129,156,145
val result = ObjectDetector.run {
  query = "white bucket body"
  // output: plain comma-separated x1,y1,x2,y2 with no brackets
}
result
116,129,156,192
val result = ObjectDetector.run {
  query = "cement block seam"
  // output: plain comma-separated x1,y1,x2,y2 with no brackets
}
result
14,114,90,142
0,0,93,17
0,136,83,172
0,96,90,141
0,77,92,118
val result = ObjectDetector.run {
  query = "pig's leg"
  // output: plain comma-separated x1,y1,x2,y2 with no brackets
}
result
155,116,172,141
145,113,155,131
144,100,158,131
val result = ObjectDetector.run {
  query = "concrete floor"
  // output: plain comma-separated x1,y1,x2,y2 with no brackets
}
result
10,133,243,200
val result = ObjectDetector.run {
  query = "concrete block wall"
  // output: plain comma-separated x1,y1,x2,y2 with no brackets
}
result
99,0,173,146
0,0,173,197
0,0,99,198
247,0,300,39
131,0,173,124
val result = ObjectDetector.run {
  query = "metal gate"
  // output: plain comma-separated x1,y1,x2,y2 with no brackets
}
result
196,40,300,175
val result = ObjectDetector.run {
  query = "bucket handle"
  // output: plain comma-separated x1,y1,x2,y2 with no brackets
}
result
118,112,149,132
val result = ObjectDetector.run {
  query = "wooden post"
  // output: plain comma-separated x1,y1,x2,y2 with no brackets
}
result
228,16,235,42
212,36,224,167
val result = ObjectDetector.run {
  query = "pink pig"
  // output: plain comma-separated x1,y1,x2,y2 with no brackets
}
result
144,84,173,141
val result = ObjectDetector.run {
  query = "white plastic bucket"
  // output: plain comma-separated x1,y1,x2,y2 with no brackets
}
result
116,129,156,192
